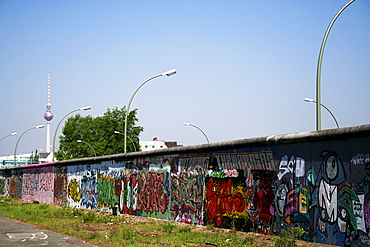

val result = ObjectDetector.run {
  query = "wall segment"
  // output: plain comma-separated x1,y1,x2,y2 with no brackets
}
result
1,124,370,246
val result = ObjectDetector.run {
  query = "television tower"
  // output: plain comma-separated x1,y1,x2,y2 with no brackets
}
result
43,72,53,153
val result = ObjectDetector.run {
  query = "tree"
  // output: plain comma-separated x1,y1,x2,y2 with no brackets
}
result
29,149,39,164
54,107,143,160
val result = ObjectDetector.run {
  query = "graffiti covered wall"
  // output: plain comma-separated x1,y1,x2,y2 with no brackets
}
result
0,125,369,246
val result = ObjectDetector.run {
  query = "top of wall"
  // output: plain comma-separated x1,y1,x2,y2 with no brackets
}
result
3,124,370,169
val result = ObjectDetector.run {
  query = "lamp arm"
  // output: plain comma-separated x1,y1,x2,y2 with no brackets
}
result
14,127,35,165
52,108,79,161
124,73,162,153
321,104,340,129
189,124,210,144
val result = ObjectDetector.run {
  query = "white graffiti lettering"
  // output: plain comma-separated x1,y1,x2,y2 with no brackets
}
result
351,153,370,166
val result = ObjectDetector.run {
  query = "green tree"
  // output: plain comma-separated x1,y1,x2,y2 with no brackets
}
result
29,149,39,164
54,107,143,160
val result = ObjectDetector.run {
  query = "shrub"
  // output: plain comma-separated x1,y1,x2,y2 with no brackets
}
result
83,212,96,223
274,227,305,247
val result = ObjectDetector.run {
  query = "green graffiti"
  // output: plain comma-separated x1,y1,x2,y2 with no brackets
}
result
97,174,118,208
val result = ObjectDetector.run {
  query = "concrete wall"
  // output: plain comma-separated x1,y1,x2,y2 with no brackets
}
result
1,124,370,246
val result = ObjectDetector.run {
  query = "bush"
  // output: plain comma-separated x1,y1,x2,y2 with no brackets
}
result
274,227,305,247
83,212,96,223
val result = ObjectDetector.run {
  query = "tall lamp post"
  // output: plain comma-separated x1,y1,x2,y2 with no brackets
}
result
52,106,91,161
77,140,96,157
305,98,339,129
124,69,177,153
316,0,355,130
14,125,44,166
0,132,17,142
114,131,137,152
183,122,210,144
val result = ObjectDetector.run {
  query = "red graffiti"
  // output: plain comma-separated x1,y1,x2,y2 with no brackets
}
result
136,172,168,214
54,167,68,205
9,178,17,196
206,178,246,226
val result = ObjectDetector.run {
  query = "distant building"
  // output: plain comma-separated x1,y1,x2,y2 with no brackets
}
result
139,137,182,151
0,152,52,168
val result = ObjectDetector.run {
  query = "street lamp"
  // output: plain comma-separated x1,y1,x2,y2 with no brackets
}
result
304,98,339,129
52,106,91,161
14,125,44,166
124,69,177,153
183,122,210,144
114,131,137,152
0,132,17,142
315,0,355,130
77,140,96,157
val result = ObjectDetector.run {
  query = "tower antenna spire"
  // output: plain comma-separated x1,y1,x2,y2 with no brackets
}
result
44,72,54,153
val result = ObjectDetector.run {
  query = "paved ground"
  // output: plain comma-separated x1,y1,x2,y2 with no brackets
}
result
0,215,96,247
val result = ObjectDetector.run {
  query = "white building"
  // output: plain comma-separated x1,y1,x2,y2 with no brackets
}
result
139,137,181,152
0,152,52,168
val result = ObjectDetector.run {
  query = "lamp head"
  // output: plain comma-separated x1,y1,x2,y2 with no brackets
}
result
36,125,45,129
114,131,120,134
11,132,17,136
183,122,190,126
77,140,82,143
80,106,92,111
162,69,177,77
304,98,315,102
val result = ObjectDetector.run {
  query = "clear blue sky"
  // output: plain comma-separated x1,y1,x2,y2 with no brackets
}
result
1,0,369,156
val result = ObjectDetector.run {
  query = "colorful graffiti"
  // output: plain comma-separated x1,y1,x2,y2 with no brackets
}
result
247,170,274,234
120,173,138,214
68,179,81,202
170,172,204,225
271,151,370,246
97,171,118,209
136,171,169,218
1,133,370,247
214,151,276,171
54,166,67,205
205,177,249,230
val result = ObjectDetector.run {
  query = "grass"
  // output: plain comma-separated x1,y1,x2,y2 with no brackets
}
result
0,197,258,246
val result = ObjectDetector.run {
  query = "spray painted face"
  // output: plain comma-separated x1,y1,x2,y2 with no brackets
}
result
318,151,345,184
338,206,349,233
325,155,339,181
276,184,287,217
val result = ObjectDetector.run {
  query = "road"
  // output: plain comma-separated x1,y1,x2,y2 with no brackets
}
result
0,215,96,246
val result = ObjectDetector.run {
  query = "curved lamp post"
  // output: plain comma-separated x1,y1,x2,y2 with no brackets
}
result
52,106,91,161
305,98,339,129
77,140,96,157
183,122,210,144
316,0,355,130
14,125,44,166
124,69,177,153
0,132,17,142
114,131,137,152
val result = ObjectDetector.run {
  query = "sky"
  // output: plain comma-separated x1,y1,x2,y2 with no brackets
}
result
0,0,369,156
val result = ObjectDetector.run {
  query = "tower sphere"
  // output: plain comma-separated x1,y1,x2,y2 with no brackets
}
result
44,111,53,121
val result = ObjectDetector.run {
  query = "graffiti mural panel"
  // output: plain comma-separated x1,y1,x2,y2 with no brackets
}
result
205,177,249,230
54,166,67,205
136,170,170,219
170,171,204,225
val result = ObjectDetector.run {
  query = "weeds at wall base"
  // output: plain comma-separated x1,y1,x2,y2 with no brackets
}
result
0,197,261,246
1,198,328,247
